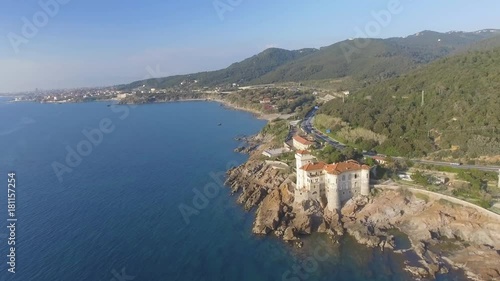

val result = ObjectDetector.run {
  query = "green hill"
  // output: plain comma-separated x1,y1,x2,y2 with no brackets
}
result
123,48,317,89
318,46,500,160
254,30,500,84
122,29,500,90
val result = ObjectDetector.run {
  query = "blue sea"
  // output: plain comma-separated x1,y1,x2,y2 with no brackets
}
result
0,99,466,281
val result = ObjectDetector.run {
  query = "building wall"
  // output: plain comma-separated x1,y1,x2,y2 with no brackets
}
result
295,154,370,210
294,189,309,203
306,171,324,201
360,169,370,196
295,153,317,204
293,139,311,151
333,170,366,203
295,153,316,171
326,174,340,211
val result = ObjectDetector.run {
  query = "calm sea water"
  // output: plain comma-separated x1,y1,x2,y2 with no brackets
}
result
0,99,466,281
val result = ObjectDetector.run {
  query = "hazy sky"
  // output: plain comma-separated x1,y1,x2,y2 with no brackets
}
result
1,0,499,92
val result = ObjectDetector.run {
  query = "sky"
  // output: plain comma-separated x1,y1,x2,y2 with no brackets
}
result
0,0,499,93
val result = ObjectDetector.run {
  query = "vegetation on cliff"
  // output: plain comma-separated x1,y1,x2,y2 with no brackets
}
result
318,46,500,159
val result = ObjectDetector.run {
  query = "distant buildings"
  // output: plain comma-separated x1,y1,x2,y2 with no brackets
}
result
262,147,290,158
371,156,387,165
397,173,412,181
292,135,314,150
294,150,371,211
319,94,335,103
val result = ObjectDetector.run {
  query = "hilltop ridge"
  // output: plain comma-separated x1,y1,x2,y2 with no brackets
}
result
121,29,500,90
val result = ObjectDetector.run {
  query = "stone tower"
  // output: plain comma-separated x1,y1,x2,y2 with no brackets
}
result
325,174,341,211
360,168,370,196
498,169,500,188
295,150,315,171
294,150,316,203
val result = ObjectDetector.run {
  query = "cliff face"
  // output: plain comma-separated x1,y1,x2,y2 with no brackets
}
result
225,160,335,240
342,191,500,281
226,158,500,281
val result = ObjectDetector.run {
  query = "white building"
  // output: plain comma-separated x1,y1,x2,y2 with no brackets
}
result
292,135,314,150
294,150,370,211
319,94,335,102
371,156,387,165
262,148,290,158
498,169,500,188
116,93,128,100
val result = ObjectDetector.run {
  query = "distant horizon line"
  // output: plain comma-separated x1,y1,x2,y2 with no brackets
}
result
5,27,499,94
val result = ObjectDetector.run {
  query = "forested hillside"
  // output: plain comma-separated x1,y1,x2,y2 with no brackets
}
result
123,30,500,90
318,46,500,160
255,30,500,84
123,48,317,89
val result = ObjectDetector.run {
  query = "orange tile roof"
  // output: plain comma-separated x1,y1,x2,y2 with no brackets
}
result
300,162,326,171
324,160,370,175
296,150,311,155
293,135,313,145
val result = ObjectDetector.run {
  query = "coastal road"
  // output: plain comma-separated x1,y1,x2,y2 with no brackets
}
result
411,159,500,172
301,107,346,151
301,107,500,173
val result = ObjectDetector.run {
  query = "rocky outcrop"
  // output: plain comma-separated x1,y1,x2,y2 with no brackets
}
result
226,155,500,281
253,188,282,235
340,189,500,281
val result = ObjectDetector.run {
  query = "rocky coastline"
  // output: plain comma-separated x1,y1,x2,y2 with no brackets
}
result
226,135,500,281
119,97,287,121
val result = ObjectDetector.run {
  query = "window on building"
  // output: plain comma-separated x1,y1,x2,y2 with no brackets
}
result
355,174,358,179
342,175,345,181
